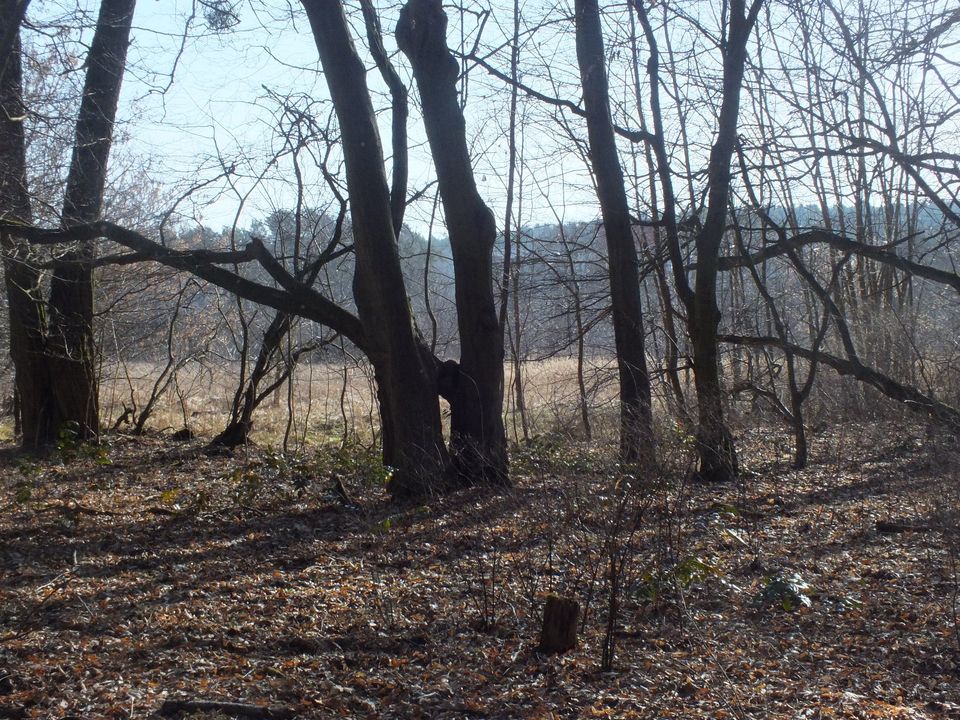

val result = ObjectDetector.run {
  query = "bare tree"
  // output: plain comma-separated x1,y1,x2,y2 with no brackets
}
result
574,0,655,468
300,0,449,496
1,0,137,447
633,0,764,482
0,0,47,445
397,0,508,484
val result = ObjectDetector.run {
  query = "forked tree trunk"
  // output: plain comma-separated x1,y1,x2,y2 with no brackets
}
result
397,0,508,486
301,0,448,497
699,1,766,483
43,0,136,443
574,0,655,469
689,1,762,482
0,3,53,448
632,0,762,482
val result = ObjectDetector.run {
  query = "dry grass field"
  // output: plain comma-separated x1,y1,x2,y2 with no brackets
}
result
89,358,624,448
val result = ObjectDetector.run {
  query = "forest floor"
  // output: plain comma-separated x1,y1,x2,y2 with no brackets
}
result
1,420,959,719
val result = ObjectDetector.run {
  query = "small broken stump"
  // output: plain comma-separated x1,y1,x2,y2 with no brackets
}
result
539,594,579,653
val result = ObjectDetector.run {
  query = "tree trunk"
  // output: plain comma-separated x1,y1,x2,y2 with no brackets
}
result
0,3,53,447
302,0,448,497
42,0,137,443
690,297,738,482
212,311,293,448
653,253,688,424
632,0,761,481
789,380,807,470
574,0,655,469
396,0,508,486
688,0,762,482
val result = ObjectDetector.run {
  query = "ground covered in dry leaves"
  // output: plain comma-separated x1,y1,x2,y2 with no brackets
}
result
1,420,959,719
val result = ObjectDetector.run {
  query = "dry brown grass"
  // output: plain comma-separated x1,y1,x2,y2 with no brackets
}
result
503,356,620,439
96,357,624,447
99,360,380,446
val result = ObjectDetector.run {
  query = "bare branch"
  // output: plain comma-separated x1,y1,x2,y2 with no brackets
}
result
2,220,367,350
721,333,960,432
466,52,654,145
716,229,960,294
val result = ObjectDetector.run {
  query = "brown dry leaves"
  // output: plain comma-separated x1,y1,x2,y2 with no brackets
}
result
1,422,958,719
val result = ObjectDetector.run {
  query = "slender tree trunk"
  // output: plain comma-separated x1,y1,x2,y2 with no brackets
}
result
687,0,762,482
574,0,655,468
43,0,137,442
359,0,408,234
511,255,529,442
397,0,508,486
0,2,53,447
653,255,688,423
212,311,293,447
554,228,593,441
633,0,761,481
787,365,808,470
628,6,688,428
499,0,529,444
302,0,448,496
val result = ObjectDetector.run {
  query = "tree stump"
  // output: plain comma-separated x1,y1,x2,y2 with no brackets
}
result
539,595,579,653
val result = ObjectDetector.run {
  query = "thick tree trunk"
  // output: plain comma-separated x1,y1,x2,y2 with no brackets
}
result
396,0,508,486
690,314,738,482
43,0,137,443
574,0,655,469
691,233,738,482
302,0,448,497
0,5,53,448
0,1,30,72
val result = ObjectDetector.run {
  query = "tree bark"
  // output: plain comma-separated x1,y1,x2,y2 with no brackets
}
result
359,0,408,235
397,0,508,486
0,1,53,447
539,595,579,653
687,0,763,482
574,0,655,469
301,0,448,497
42,0,137,443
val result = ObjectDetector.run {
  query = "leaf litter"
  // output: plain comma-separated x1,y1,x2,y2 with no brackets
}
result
0,421,958,719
